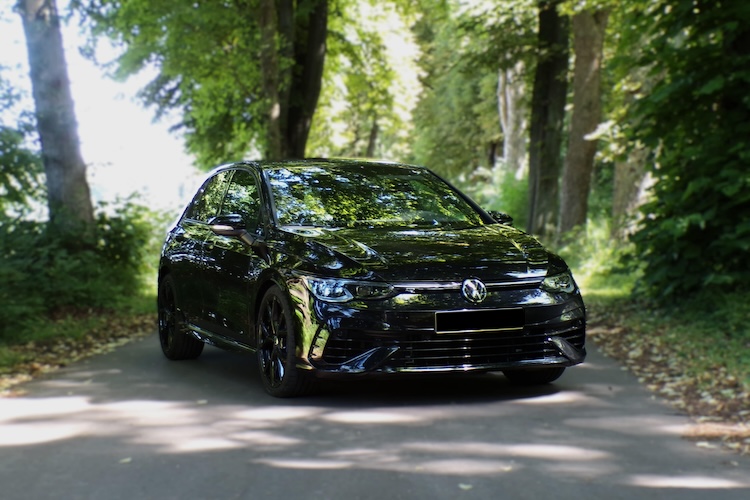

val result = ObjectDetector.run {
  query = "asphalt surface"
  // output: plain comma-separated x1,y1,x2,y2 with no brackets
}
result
1,334,749,500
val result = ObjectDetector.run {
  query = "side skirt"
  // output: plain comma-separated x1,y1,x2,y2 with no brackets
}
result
186,323,256,353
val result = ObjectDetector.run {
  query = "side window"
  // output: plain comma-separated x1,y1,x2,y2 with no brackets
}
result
221,170,261,229
185,171,230,222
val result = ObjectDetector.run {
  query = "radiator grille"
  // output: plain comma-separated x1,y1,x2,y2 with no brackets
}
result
322,321,584,368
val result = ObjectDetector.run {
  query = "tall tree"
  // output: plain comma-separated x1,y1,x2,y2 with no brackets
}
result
526,0,569,236
410,3,496,177
558,8,609,234
312,6,401,159
79,0,328,165
410,0,537,179
497,61,528,179
17,0,94,234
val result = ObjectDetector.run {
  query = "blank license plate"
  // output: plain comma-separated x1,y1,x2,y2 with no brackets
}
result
435,308,524,334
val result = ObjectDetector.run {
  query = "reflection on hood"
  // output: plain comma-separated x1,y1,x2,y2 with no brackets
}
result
280,224,549,282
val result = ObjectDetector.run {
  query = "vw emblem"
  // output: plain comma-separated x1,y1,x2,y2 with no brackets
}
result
461,278,487,303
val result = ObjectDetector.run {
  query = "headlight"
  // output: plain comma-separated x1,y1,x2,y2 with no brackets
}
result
541,271,577,293
304,277,394,302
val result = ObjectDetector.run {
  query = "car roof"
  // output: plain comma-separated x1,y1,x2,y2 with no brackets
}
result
210,158,427,175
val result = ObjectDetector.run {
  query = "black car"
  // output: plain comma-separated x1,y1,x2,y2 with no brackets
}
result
158,159,586,397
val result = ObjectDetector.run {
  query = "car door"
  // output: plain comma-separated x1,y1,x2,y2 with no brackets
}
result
171,171,231,328
202,169,266,344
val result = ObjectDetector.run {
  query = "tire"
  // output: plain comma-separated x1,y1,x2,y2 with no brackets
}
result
502,367,565,386
256,286,313,397
158,275,204,360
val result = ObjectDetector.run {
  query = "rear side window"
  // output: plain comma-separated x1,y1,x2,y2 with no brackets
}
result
185,171,230,222
221,170,261,229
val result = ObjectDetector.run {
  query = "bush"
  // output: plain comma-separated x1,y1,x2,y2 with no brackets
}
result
455,166,528,229
623,1,750,298
0,199,164,342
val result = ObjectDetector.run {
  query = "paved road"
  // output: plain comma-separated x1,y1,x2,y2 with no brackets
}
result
1,334,748,500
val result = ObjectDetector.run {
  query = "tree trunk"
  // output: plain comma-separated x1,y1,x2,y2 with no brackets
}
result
559,9,609,234
526,0,569,237
366,118,379,157
19,0,94,234
285,0,327,159
497,62,527,179
258,0,283,160
258,0,327,160
612,148,652,239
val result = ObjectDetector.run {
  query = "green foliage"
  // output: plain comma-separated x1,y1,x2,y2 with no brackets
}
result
76,0,404,165
77,0,267,167
409,1,530,176
621,1,750,297
0,199,162,342
454,167,528,230
308,3,407,158
557,215,636,297
0,68,43,216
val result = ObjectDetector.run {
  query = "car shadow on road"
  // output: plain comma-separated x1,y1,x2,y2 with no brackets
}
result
192,345,561,408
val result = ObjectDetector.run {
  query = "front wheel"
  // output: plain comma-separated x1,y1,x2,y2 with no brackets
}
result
502,367,565,386
256,286,313,397
158,275,204,360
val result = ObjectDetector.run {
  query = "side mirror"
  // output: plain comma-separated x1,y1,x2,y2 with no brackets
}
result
209,214,259,247
488,211,514,226
209,214,245,236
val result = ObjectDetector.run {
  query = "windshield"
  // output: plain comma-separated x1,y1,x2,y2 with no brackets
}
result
266,164,485,229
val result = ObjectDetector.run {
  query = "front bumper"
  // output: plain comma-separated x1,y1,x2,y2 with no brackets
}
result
288,278,586,377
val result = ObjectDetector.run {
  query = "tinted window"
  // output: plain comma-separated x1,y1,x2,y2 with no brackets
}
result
185,171,230,222
221,170,261,228
266,165,484,229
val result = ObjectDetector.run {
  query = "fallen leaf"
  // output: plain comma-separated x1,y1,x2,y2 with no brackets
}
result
696,441,718,449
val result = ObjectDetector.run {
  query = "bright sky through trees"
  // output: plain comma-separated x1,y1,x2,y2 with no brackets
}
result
1,1,201,213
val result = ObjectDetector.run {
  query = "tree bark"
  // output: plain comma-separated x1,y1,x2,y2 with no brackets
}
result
366,118,379,158
559,9,609,234
19,0,94,234
526,0,569,237
258,0,283,160
285,0,327,159
612,147,652,239
257,0,327,160
498,62,527,179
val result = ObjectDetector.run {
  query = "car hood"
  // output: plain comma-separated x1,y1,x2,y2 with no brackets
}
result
279,225,550,282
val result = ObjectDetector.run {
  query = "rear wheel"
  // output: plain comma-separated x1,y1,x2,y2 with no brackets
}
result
257,286,313,397
158,275,204,360
502,367,565,386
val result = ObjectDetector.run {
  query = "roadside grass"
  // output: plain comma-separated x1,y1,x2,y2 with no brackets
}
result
0,289,156,389
0,198,171,388
561,219,750,394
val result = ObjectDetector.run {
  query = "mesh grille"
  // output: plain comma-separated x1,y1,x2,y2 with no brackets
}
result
322,321,584,368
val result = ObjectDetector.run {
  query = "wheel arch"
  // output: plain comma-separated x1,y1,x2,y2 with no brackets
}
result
251,271,292,347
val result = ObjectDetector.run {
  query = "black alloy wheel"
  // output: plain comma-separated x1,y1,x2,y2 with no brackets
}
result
502,367,565,385
257,286,312,397
158,275,204,360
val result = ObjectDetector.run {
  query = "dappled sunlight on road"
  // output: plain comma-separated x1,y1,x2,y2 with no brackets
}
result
565,415,688,437
0,422,90,446
629,475,749,489
400,442,610,461
255,458,355,470
2,382,748,490
1,342,749,498
323,410,424,424
510,390,603,406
